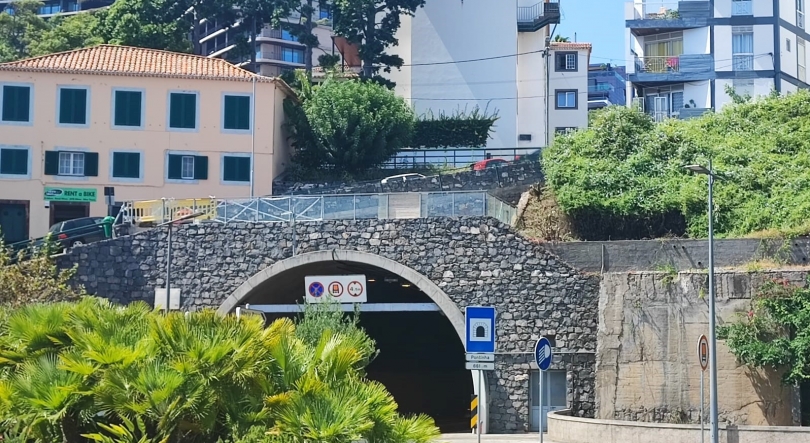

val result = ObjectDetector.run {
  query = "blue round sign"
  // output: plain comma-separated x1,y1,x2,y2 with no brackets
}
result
309,282,324,298
534,337,553,371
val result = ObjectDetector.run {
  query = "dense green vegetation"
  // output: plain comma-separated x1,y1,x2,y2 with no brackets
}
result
543,89,810,240
411,107,498,149
0,299,439,443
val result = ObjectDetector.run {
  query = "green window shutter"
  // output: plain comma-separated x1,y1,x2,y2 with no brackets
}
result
59,88,87,125
113,152,140,178
224,95,251,130
223,156,250,182
170,93,196,129
167,154,182,179
44,151,59,175
2,86,30,122
84,152,99,177
114,90,142,127
0,148,28,175
193,155,208,180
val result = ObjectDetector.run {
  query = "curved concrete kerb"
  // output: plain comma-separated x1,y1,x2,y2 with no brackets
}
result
217,249,466,342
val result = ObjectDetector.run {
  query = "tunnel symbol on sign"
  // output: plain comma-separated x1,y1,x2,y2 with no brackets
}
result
469,319,492,342
328,282,344,297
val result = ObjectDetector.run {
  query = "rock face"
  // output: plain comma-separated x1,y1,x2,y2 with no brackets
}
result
57,216,598,433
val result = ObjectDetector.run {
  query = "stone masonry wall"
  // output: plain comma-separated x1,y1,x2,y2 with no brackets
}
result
57,216,598,433
272,161,544,197
597,270,808,427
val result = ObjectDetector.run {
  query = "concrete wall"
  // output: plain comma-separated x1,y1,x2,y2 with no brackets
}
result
0,70,290,238
596,271,806,426
272,160,544,196
57,216,600,433
548,409,810,443
544,237,810,273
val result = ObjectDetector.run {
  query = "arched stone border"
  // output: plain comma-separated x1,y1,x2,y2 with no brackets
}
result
217,249,490,433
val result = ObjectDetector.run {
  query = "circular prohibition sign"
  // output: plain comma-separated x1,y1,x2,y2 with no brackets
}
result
347,281,364,297
308,282,325,298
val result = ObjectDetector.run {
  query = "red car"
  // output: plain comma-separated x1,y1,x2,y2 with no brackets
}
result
471,158,508,171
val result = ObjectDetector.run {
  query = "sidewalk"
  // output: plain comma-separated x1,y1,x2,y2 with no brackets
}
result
440,433,561,443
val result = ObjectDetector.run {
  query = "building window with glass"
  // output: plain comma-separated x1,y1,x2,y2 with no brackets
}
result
1,84,31,123
642,31,683,73
58,86,89,126
732,26,754,71
799,37,806,82
799,0,806,29
282,47,305,64
555,90,578,109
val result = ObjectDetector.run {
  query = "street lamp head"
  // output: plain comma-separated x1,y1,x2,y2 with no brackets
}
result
684,164,711,175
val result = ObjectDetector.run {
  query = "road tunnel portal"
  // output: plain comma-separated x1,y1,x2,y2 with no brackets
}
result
218,251,476,433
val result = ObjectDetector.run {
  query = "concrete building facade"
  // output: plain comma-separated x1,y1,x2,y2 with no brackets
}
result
625,0,810,120
0,45,293,242
547,42,591,139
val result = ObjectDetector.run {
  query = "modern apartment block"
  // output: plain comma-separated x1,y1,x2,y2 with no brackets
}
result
389,0,561,151
0,0,113,16
588,64,627,109
625,0,810,120
548,42,592,138
0,45,293,241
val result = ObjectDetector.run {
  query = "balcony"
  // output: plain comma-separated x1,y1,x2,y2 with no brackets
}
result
732,54,754,71
517,1,561,32
256,50,306,66
731,0,752,16
257,28,302,45
626,1,710,36
629,53,714,83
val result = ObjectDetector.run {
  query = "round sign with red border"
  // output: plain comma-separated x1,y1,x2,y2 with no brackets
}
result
347,281,364,297
697,334,709,371
308,282,324,298
328,281,344,297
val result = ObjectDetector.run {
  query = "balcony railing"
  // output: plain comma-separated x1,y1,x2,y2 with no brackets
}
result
588,83,614,93
732,54,754,71
517,0,561,29
639,1,680,19
258,28,299,42
799,10,806,30
635,55,680,73
731,0,753,16
257,50,305,64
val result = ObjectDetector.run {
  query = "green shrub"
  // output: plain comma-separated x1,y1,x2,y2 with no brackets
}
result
544,91,810,240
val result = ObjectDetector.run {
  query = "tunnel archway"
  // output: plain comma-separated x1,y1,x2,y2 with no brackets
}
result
218,250,488,433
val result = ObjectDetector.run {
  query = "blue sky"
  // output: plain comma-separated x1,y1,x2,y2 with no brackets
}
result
554,0,627,67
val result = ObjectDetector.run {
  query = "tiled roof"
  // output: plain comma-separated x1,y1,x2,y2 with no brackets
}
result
550,42,593,52
0,44,276,83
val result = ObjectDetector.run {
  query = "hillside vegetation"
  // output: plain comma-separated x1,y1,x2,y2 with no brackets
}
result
541,89,810,241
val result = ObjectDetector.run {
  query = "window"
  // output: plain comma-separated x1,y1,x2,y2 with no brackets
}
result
167,153,208,180
281,47,305,64
169,92,197,129
555,90,578,109
0,147,28,175
113,89,143,128
788,38,792,52
799,0,806,29
799,38,807,82
223,155,251,182
112,152,141,179
58,87,88,125
554,52,577,71
42,150,98,177
642,31,683,73
732,26,754,71
223,94,251,131
1,84,31,123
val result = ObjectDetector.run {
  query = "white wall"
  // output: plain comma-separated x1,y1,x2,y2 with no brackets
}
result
394,0,519,149
715,78,776,108
683,81,711,108
517,30,548,148
548,49,588,140
683,27,710,54
782,27,798,78
714,25,733,71
780,0,797,25
713,25,775,71
753,0,774,17
782,79,800,93
389,14,413,101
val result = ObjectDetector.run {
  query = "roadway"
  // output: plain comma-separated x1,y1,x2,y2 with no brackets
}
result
441,434,561,443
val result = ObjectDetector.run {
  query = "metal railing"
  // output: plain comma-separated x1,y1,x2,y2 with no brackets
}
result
732,54,754,71
258,28,299,42
256,50,305,64
799,9,806,29
517,0,559,23
384,147,540,169
731,0,753,16
635,55,680,73
119,191,518,227
588,83,613,93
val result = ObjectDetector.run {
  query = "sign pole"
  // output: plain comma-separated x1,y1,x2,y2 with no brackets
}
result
539,369,544,443
478,369,482,443
701,370,705,443
698,334,709,443
534,336,552,443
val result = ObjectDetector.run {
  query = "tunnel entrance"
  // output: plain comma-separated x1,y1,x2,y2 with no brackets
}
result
232,257,473,433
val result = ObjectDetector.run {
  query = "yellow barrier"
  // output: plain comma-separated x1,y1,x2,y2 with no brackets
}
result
128,198,217,224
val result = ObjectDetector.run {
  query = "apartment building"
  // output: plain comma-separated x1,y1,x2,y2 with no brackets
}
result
0,0,113,16
0,45,293,242
588,64,627,109
625,0,810,120
548,42,592,138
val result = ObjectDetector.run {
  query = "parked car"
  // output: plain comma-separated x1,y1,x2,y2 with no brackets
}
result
471,158,508,171
45,217,108,249
380,173,426,184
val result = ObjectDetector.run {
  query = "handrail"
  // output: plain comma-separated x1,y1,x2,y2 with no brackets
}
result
517,0,559,23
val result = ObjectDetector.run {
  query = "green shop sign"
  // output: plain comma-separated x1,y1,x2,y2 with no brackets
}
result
44,187,97,202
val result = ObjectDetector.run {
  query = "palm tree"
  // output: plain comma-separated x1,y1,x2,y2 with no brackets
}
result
553,35,570,42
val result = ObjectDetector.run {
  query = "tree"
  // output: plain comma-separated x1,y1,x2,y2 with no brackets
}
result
332,0,425,85
718,278,810,386
282,0,319,73
285,76,415,174
28,13,104,56
0,0,48,62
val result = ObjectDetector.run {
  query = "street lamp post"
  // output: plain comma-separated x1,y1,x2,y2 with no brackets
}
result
685,159,718,443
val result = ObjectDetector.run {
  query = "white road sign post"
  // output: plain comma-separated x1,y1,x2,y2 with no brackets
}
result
698,334,709,443
465,306,496,443
534,337,553,443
